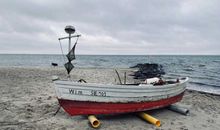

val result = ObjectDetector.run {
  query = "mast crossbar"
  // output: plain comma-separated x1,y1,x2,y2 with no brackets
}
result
58,35,81,41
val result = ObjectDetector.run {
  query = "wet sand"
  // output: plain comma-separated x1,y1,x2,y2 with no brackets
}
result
0,67,220,130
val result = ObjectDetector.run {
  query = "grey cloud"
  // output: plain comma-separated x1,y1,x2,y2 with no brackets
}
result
0,0,220,54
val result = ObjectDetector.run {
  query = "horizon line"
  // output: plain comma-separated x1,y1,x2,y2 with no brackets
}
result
0,53,220,56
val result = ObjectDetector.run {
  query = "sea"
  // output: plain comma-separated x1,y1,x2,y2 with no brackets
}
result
0,54,220,95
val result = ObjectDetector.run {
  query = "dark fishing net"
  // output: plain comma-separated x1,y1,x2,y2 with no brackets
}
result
64,62,74,74
66,43,76,61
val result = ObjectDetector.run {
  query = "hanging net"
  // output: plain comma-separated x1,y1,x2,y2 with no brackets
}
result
59,36,79,74
66,43,77,61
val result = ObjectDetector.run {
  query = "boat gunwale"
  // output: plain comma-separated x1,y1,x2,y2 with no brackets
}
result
54,77,188,90
56,82,186,93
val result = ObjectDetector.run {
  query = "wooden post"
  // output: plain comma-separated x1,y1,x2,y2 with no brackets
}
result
124,72,126,84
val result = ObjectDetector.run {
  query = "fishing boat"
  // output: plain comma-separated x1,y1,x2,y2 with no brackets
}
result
53,25,188,116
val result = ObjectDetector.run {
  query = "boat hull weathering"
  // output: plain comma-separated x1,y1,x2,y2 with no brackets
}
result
54,78,188,116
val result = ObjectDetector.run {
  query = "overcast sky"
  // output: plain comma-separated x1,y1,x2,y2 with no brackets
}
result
0,0,220,55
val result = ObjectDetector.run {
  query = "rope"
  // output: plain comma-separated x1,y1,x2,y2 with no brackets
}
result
76,36,79,44
59,40,66,63
58,35,80,65
74,32,80,47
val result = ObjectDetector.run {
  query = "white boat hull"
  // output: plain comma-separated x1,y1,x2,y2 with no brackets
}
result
54,77,188,103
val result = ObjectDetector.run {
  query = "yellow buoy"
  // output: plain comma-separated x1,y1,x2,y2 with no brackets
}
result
138,112,161,127
88,115,101,128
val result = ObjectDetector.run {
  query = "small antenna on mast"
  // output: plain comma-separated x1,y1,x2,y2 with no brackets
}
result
65,25,75,34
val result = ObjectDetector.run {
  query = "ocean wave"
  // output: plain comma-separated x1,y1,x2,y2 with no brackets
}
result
183,68,194,72
189,81,220,88
189,74,220,81
213,60,220,63
98,59,109,62
198,64,206,67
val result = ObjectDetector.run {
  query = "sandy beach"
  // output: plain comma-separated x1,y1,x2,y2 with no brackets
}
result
0,67,220,130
